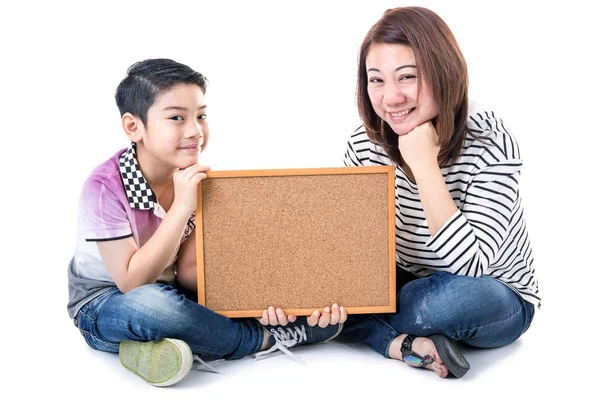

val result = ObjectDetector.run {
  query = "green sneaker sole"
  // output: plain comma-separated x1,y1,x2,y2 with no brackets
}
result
119,338,193,387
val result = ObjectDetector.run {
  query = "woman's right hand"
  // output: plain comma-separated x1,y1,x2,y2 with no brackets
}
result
398,120,440,173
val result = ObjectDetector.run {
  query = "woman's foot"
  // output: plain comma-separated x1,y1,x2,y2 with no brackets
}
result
388,334,449,378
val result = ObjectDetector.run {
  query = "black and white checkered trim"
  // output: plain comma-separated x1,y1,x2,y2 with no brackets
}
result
119,143,156,210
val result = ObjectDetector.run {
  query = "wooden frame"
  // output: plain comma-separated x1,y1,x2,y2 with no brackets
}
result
196,166,396,318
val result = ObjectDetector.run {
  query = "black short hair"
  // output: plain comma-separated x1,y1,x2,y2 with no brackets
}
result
115,58,208,125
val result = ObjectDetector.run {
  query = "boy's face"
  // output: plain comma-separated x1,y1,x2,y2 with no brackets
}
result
138,83,209,169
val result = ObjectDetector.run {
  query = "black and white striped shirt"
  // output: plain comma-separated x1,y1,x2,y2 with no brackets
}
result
344,109,541,308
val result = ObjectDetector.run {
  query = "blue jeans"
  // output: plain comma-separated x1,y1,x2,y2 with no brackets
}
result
74,282,265,360
341,271,535,357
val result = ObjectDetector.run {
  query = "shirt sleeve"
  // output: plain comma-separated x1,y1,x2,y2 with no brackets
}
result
80,175,133,242
344,127,370,167
425,161,522,277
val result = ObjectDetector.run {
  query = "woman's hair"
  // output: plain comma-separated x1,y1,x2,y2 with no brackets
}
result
357,7,470,167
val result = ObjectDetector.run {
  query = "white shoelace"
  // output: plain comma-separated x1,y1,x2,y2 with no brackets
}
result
253,326,309,366
192,355,224,374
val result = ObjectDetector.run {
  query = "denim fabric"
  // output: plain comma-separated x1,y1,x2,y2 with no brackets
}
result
342,271,535,357
74,282,264,360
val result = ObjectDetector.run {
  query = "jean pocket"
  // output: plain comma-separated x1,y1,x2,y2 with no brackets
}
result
75,288,118,326
80,329,119,353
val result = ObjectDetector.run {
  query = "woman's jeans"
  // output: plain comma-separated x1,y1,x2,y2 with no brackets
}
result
341,271,535,357
73,282,265,360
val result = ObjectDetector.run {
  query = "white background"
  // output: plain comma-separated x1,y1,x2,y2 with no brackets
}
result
1,0,598,398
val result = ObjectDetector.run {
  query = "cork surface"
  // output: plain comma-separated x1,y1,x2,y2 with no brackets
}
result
197,167,394,317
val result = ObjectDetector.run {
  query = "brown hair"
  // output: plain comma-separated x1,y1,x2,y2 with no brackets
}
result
357,7,470,167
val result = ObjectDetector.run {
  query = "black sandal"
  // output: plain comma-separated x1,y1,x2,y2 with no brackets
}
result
401,334,470,378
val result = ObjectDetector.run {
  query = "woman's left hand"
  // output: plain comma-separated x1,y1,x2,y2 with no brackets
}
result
307,303,348,327
258,304,347,327
398,120,441,172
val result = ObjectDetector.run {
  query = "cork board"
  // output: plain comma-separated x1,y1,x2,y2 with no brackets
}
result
196,166,396,318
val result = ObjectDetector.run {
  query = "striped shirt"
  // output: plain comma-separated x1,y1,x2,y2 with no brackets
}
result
344,109,541,308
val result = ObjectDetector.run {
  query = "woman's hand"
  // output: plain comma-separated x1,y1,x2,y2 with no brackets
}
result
307,303,348,327
258,306,297,326
258,304,347,327
398,120,440,173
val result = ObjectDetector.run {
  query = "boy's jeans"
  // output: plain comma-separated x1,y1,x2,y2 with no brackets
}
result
74,282,265,359
341,271,536,357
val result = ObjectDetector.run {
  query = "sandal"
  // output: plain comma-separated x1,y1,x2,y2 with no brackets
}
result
401,334,470,378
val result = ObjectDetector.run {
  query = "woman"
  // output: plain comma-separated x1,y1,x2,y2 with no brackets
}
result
342,7,539,378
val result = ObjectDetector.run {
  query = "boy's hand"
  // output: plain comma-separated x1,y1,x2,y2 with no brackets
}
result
258,304,347,327
172,164,210,214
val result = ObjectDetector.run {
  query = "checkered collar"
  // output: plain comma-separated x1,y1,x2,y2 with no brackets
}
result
119,143,157,210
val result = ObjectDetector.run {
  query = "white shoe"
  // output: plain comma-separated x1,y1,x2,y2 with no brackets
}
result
119,338,193,387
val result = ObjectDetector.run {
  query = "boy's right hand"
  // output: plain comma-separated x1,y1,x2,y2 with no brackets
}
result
172,164,211,214
258,304,347,327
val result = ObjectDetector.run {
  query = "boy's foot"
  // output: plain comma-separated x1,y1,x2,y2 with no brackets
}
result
254,317,344,365
119,338,193,387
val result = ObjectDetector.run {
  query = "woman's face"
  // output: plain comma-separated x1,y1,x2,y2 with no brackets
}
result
366,43,439,136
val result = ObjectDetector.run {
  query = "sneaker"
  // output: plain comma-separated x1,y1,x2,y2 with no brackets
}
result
119,338,193,387
254,317,344,366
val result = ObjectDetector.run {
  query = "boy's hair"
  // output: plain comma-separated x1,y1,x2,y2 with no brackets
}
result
115,58,208,125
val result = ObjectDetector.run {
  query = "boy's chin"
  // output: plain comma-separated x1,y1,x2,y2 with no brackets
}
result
175,158,199,169
178,162,198,170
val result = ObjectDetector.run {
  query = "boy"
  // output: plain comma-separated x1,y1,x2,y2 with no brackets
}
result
67,58,346,387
